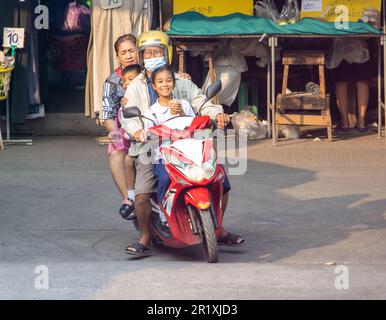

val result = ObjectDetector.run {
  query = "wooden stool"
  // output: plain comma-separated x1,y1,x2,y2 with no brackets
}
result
175,42,219,103
275,51,332,143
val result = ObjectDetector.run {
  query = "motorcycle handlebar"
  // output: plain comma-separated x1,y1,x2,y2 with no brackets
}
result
127,115,232,142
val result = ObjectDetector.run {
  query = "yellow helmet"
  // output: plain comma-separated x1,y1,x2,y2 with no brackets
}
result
137,30,173,66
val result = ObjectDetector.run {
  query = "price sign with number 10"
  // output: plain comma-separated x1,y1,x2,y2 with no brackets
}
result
3,28,25,49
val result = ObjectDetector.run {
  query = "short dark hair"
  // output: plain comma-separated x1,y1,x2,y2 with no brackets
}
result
114,34,137,55
122,64,142,76
151,66,175,84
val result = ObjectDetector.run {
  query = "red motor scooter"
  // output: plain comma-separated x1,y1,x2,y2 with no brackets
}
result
123,81,224,263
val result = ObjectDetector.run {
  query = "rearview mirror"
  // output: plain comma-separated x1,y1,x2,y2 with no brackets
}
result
198,80,222,115
205,80,222,101
122,106,141,118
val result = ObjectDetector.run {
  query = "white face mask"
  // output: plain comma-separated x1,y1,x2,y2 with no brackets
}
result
144,57,166,72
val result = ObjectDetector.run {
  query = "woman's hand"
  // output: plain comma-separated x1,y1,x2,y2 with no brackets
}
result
107,131,116,143
120,97,128,107
178,71,191,80
169,100,184,115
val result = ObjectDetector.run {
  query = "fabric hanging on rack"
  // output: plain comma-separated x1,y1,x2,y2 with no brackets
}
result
202,40,248,106
28,4,41,107
85,0,153,118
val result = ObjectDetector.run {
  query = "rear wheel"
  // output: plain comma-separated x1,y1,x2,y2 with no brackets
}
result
197,209,218,263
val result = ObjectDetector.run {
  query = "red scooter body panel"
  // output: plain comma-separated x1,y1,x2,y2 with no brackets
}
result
148,116,225,248
184,187,211,208
152,163,225,248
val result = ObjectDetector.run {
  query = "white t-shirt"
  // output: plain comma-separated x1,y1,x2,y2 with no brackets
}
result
144,99,196,161
144,99,195,130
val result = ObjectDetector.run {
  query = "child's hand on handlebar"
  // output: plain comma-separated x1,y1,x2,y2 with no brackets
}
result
133,129,148,142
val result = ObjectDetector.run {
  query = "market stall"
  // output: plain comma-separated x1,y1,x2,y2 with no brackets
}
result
167,7,384,144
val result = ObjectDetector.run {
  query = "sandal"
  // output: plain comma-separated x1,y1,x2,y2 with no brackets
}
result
125,242,152,257
119,198,135,220
218,232,245,246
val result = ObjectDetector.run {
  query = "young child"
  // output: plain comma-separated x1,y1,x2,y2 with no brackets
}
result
144,65,195,204
120,64,142,107
122,64,142,89
144,66,195,125
110,64,142,142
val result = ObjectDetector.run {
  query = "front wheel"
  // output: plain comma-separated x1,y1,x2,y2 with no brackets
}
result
197,209,218,263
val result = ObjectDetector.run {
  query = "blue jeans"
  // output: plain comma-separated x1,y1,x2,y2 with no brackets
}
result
153,162,231,204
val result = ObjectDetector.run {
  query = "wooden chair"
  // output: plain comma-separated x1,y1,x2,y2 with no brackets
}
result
275,51,332,143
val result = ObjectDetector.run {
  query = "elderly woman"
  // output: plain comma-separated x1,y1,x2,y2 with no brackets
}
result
102,34,138,219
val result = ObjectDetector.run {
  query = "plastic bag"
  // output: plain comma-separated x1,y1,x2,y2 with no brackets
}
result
279,125,300,139
360,8,380,29
232,109,268,140
254,0,280,22
62,1,91,33
278,0,300,25
0,49,15,68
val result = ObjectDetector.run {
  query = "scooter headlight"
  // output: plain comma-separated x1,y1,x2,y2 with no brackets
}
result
162,149,216,182
185,165,205,182
202,162,216,180
209,147,217,165
163,153,187,170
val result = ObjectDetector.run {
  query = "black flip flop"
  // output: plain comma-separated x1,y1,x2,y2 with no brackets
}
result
125,242,152,257
218,232,245,246
119,199,135,220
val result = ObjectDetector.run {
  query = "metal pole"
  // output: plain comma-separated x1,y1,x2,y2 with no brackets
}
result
378,37,382,138
383,0,386,142
6,96,10,141
158,0,163,31
271,37,277,146
267,38,271,138
384,35,386,143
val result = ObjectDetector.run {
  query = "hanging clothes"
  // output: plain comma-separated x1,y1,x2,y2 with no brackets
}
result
202,40,248,106
85,0,153,118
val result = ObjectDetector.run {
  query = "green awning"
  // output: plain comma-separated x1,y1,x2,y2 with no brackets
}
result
168,12,380,36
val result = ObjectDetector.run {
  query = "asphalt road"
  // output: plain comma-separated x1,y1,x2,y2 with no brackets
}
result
1,133,386,299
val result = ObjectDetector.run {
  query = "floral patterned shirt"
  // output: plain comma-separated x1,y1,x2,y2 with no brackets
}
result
102,68,125,120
